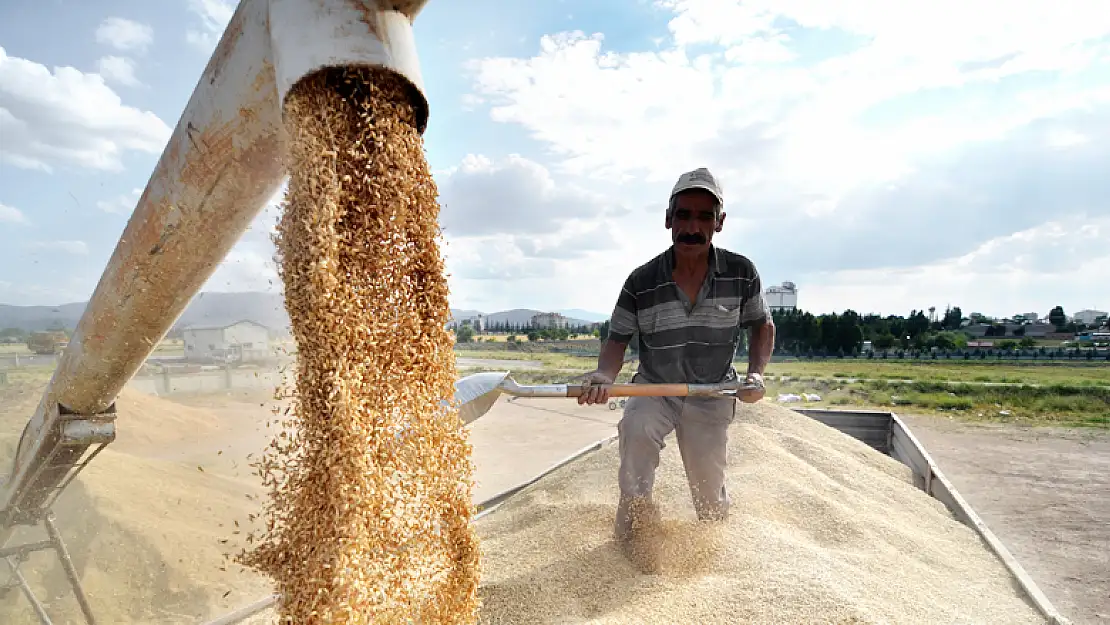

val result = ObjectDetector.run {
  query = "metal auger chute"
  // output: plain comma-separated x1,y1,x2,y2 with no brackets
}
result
0,1,431,622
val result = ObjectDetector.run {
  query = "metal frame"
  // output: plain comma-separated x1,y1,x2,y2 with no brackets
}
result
1,514,98,625
776,408,1072,625
0,1,435,619
0,405,114,625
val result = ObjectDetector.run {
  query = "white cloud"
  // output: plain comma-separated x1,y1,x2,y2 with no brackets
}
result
800,217,1110,317
451,3,1110,316
28,240,89,255
186,0,235,52
430,155,668,312
97,56,140,87
193,156,641,313
96,188,143,214
438,154,626,237
0,203,28,224
201,187,283,294
0,46,171,172
95,17,153,53
205,247,280,293
468,3,1110,192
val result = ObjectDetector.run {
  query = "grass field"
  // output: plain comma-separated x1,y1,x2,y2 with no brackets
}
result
464,333,595,343
764,360,1110,386
0,339,186,356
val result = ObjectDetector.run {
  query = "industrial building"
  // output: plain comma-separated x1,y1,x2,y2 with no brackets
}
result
531,312,569,329
182,320,271,363
765,281,798,312
1072,309,1108,326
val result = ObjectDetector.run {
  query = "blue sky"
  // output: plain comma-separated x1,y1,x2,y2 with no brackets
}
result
1,0,1108,320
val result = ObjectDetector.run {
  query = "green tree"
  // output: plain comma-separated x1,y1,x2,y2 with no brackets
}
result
526,330,539,342
1019,337,1037,349
456,325,475,343
906,310,930,338
873,333,896,350
0,327,28,342
932,332,959,350
941,306,963,330
818,314,840,352
836,310,864,353
1049,306,1066,330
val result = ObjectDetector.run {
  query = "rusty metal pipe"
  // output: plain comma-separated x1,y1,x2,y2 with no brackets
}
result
1,0,430,543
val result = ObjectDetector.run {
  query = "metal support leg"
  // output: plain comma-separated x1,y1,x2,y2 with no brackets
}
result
43,515,96,625
4,556,53,625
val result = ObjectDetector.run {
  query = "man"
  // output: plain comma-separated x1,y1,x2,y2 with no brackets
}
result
578,167,775,570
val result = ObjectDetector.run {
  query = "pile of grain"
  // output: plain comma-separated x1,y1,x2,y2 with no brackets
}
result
475,403,1045,625
238,67,480,624
111,388,223,452
0,387,271,625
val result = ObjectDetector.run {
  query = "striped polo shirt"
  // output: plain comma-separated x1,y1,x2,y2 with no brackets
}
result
607,245,770,385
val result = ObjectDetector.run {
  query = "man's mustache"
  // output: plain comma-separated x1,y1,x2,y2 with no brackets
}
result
676,233,707,245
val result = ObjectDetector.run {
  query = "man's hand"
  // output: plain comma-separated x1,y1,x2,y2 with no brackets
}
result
737,372,765,403
578,370,614,405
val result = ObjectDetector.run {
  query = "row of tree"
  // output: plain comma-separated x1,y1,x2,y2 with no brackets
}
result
456,304,1106,354
768,306,1106,355
455,325,586,343
453,320,598,335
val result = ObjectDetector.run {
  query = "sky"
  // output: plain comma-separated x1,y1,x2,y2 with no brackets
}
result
1,0,1108,320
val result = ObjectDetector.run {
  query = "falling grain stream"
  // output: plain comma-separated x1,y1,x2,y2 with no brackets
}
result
238,67,480,624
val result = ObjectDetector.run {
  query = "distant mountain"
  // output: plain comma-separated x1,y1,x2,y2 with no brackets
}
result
448,308,602,327
0,302,86,332
0,292,294,336
449,309,483,321
1,293,605,334
557,309,609,323
173,292,291,333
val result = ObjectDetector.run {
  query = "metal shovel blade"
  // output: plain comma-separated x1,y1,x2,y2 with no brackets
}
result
453,371,511,425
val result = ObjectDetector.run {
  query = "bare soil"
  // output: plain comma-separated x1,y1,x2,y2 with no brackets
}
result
900,414,1110,625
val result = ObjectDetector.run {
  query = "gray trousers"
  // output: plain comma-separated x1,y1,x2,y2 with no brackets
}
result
614,395,736,538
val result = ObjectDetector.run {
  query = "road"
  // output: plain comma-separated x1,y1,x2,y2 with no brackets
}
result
455,357,544,370
902,415,1109,625
0,353,56,369
771,374,1110,390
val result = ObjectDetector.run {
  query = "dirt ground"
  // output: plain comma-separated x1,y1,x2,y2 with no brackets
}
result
900,414,1110,625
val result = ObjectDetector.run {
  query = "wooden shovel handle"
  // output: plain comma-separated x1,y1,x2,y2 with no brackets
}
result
565,383,690,398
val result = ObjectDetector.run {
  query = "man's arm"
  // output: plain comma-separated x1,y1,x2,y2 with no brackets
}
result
737,265,775,396
579,275,637,405
596,335,630,381
602,273,638,375
747,318,775,376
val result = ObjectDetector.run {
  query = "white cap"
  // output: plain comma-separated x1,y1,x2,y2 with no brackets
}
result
669,167,723,213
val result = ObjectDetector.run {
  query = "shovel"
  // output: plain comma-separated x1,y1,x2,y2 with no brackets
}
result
453,371,764,425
